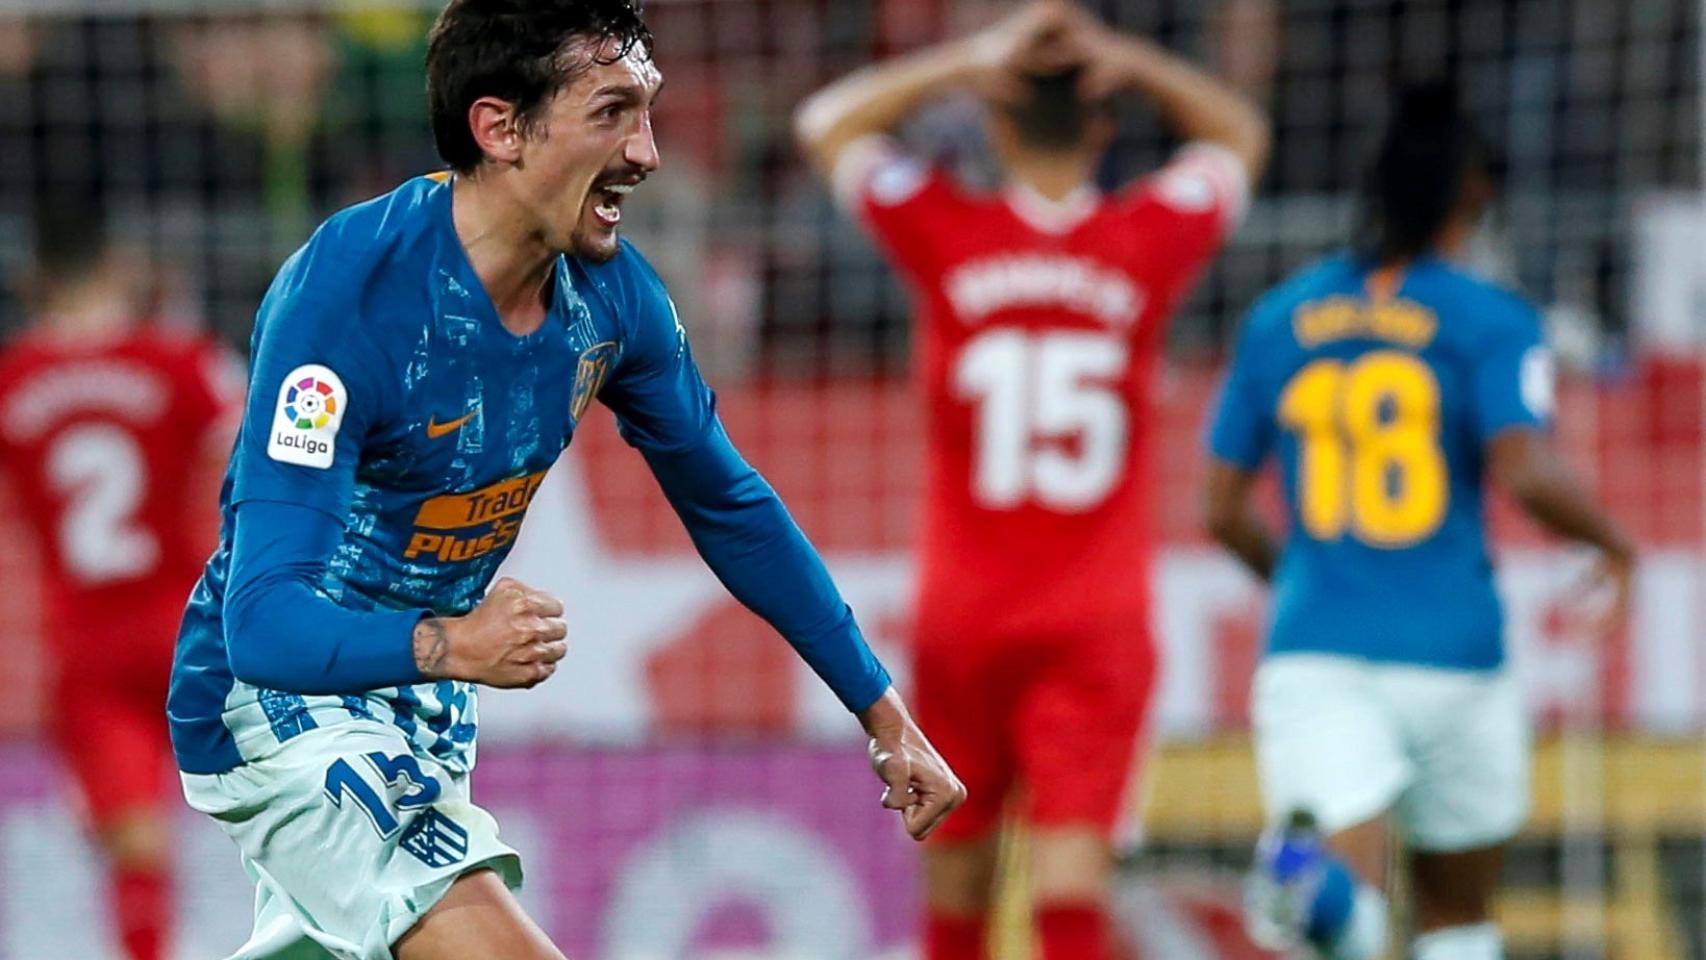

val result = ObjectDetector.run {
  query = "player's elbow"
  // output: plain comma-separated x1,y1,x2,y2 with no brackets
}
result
1200,461,1253,547
225,625,290,690
792,89,852,180
1218,101,1272,181
792,92,830,151
1487,428,1559,512
223,581,305,691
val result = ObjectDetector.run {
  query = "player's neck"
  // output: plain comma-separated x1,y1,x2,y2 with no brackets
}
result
450,175,555,336
1003,151,1098,205
36,283,134,341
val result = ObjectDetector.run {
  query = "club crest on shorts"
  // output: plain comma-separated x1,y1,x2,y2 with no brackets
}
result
570,341,618,422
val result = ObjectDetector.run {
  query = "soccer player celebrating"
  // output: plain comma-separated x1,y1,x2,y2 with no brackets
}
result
796,3,1268,958
1203,83,1634,960
0,206,239,960
166,2,963,958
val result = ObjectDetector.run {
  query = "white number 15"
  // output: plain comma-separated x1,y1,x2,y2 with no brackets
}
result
954,330,1129,512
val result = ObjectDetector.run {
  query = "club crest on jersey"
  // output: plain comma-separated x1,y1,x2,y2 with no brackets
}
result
267,363,347,469
569,341,618,422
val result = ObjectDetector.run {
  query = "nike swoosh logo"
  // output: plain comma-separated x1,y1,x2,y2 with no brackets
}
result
426,409,479,439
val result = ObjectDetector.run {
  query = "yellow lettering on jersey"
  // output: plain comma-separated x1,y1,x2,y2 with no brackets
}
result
1292,296,1438,349
404,472,545,562
413,472,547,530
1277,350,1448,547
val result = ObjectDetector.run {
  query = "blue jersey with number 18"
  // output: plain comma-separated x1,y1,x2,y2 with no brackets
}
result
1205,253,1553,670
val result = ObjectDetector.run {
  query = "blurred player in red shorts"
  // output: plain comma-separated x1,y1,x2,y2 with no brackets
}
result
0,206,239,960
797,2,1267,957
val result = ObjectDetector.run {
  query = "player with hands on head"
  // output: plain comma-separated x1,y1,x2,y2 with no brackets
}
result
1202,81,1633,960
797,2,1268,958
168,2,962,959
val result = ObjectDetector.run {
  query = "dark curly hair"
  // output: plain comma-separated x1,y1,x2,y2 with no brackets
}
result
1356,81,1501,266
426,0,654,173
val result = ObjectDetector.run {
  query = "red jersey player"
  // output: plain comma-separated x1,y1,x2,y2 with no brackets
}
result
797,3,1268,957
0,209,238,960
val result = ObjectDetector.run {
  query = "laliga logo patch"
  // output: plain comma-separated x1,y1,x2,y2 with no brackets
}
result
1521,346,1556,420
1155,166,1216,213
267,363,347,469
570,341,618,422
869,158,928,207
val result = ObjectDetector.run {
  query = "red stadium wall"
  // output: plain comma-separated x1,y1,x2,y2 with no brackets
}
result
0,359,1701,741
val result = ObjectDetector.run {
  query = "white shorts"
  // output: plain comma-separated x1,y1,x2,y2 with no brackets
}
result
182,721,523,960
1251,654,1530,852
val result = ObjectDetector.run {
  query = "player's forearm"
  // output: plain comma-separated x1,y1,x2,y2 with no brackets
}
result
1503,462,1633,561
642,420,892,712
1099,33,1270,177
225,499,429,694
794,38,979,181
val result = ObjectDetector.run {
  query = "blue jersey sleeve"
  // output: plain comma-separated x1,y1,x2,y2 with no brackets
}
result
1472,296,1552,443
1205,312,1275,470
599,249,892,712
221,246,425,693
230,262,401,515
224,500,426,694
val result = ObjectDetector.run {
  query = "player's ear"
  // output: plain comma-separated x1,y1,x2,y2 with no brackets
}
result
467,96,525,168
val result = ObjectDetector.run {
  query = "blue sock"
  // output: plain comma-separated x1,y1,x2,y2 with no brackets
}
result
1305,855,1358,946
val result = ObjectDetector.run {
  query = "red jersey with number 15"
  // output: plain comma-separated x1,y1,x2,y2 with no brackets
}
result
0,328,240,661
841,140,1248,637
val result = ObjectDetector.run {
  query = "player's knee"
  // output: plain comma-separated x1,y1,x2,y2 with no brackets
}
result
99,811,171,866
396,869,565,960
1411,922,1503,960
1028,826,1113,905
924,838,1002,914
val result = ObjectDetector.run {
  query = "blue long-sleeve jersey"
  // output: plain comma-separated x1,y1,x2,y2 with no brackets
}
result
167,174,890,775
1204,253,1552,670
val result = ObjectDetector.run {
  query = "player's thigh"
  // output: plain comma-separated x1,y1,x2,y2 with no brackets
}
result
1012,632,1155,837
394,868,563,960
912,634,1018,843
184,722,524,960
1251,655,1411,836
1388,667,1529,852
1028,825,1115,905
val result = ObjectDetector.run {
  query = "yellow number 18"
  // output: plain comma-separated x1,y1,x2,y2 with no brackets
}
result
1277,350,1447,547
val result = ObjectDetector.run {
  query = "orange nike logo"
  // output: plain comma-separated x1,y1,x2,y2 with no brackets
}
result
426,409,479,439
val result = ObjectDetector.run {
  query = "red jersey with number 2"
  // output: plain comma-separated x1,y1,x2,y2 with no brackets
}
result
0,328,239,668
845,140,1248,639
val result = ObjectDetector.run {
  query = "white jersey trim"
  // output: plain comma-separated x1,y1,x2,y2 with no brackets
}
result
1002,180,1101,235
1161,141,1253,230
831,135,926,211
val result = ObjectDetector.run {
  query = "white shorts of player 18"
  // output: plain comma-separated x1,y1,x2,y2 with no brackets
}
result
181,721,523,960
1252,653,1531,852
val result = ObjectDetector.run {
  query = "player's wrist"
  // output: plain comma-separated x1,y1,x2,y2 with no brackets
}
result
412,615,459,680
857,686,910,740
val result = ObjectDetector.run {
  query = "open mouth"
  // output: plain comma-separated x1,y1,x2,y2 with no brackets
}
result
591,180,639,228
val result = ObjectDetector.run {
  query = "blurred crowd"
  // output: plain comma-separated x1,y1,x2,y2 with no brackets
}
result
0,0,1696,375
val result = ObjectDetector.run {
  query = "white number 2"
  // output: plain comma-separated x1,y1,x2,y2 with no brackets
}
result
954,330,1129,511
46,424,159,585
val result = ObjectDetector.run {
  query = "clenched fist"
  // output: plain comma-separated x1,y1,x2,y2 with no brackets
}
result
413,576,569,689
